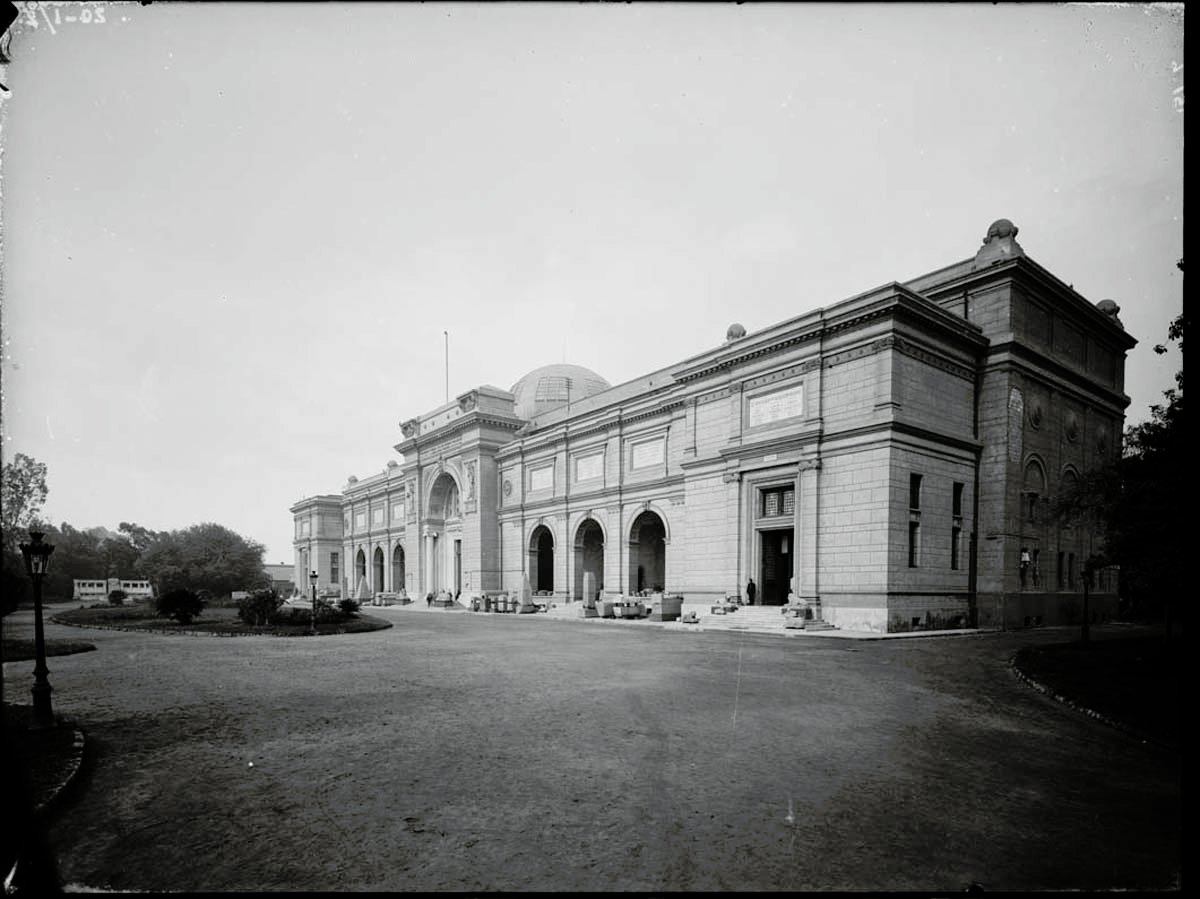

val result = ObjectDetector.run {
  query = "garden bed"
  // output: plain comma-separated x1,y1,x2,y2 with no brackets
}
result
1013,635,1181,750
51,604,392,637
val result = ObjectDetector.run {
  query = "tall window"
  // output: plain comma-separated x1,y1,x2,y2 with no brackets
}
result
1057,551,1065,589
951,482,964,570
330,552,339,585
1068,552,1076,589
908,474,922,567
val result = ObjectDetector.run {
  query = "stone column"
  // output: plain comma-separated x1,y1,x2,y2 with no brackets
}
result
795,459,820,614
661,535,672,595
423,527,436,596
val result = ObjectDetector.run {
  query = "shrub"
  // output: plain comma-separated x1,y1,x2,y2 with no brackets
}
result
237,588,283,626
338,597,360,617
108,589,128,606
279,601,342,627
155,588,205,625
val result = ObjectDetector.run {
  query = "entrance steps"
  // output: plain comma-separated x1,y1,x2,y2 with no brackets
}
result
695,605,788,630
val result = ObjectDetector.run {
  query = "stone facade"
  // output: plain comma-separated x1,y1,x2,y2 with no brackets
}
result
293,220,1135,632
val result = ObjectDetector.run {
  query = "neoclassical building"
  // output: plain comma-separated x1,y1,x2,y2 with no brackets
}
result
292,219,1135,632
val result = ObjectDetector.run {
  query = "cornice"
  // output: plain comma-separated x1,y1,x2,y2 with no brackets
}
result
985,343,1132,412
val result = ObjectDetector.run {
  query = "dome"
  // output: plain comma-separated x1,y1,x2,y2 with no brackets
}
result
511,363,610,421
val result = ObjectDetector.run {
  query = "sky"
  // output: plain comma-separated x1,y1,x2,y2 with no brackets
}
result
0,2,1185,565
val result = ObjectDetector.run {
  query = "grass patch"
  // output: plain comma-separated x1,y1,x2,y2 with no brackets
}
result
1,637,97,663
1014,635,1181,750
51,604,392,637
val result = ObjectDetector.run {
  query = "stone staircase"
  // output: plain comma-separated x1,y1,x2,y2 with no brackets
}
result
695,605,790,630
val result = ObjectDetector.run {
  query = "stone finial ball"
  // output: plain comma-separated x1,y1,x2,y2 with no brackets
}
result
726,323,747,341
1096,299,1121,316
986,218,1019,240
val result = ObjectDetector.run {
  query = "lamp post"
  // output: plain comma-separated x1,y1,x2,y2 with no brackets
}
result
19,530,57,728
309,570,319,635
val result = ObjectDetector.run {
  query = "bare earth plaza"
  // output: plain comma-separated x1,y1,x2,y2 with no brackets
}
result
4,602,1184,892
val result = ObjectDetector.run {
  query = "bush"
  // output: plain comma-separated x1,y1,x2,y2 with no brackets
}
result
108,589,128,606
155,588,205,625
237,588,283,626
278,601,342,627
338,597,360,617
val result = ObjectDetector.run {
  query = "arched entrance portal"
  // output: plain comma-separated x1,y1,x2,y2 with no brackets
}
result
574,519,604,601
529,525,554,593
427,473,463,596
373,547,384,594
392,545,406,594
355,549,367,592
628,511,666,594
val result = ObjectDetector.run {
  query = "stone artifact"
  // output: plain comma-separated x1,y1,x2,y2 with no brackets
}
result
515,574,537,613
581,572,598,617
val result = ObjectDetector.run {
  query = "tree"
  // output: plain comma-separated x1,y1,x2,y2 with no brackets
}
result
1,452,48,553
136,522,267,599
1052,312,1184,629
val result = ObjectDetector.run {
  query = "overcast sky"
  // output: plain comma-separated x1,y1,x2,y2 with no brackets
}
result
0,2,1184,564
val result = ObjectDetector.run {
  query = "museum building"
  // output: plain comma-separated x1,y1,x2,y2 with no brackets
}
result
291,219,1135,632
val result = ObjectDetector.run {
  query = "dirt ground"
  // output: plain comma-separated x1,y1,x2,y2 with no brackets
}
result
9,606,1182,892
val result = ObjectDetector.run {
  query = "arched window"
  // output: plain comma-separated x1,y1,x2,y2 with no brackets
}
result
1022,460,1046,522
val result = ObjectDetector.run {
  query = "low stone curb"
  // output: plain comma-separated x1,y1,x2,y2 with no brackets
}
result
1008,656,1173,752
34,727,87,819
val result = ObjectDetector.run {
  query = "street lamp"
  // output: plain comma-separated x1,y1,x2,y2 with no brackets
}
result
18,530,56,728
309,570,319,635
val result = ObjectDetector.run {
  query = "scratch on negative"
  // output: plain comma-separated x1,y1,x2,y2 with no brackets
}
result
730,642,744,736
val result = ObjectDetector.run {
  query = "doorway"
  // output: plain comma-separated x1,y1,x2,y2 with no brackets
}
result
760,528,793,605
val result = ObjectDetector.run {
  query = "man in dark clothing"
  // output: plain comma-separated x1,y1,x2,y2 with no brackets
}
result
746,578,757,605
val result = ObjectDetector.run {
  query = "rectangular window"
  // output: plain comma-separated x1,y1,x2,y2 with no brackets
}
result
330,552,339,584
372,508,384,525
1068,552,1076,589
354,511,366,528
1057,551,1064,589
760,487,794,518
908,474,922,567
392,504,405,521
909,474,923,511
951,482,964,570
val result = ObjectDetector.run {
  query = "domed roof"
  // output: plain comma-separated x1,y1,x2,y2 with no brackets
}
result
511,363,610,421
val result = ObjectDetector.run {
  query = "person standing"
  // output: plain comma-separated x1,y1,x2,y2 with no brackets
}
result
746,578,757,606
